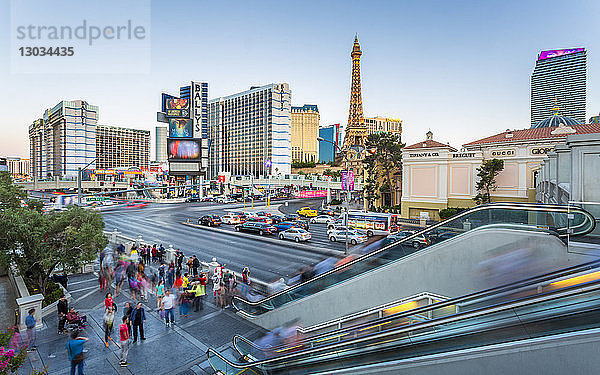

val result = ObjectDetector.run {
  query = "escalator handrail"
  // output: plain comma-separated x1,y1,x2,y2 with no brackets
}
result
232,258,600,355
208,276,600,371
232,203,596,313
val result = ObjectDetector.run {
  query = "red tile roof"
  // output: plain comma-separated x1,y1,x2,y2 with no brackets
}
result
463,124,600,147
404,139,457,151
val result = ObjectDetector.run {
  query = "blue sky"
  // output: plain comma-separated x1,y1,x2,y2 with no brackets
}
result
1,0,599,158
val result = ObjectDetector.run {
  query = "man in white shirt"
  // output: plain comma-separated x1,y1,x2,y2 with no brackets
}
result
162,290,176,326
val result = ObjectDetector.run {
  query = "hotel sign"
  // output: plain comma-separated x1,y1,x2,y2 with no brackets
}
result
191,81,205,138
490,149,515,157
530,147,554,155
409,152,439,157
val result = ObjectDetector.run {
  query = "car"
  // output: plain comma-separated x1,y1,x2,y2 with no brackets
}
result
270,215,286,224
216,196,236,204
327,225,347,235
252,216,273,224
221,213,241,225
409,234,431,249
328,219,346,230
429,231,459,244
279,228,312,242
284,214,300,221
296,207,318,217
310,215,334,224
292,219,310,231
198,214,222,227
185,196,199,203
255,211,272,217
328,230,367,245
234,222,277,235
319,209,336,216
200,196,214,202
273,221,297,232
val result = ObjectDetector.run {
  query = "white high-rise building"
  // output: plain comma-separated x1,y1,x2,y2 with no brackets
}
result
531,48,587,127
155,126,167,162
29,100,98,179
208,84,292,178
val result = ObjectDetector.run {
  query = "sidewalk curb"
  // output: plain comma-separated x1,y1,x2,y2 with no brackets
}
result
180,222,344,257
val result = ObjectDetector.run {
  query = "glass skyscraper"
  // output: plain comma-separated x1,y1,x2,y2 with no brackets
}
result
531,48,586,126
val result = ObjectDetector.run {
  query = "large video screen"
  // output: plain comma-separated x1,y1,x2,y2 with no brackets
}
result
167,139,201,160
169,118,192,138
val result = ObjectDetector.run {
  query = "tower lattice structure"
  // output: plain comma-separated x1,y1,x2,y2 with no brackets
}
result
343,36,367,151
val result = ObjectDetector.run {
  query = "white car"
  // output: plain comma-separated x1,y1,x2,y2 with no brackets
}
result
279,228,311,242
216,196,237,204
221,214,241,225
328,230,367,245
310,215,334,224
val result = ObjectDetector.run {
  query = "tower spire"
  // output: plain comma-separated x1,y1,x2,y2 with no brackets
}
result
344,35,367,150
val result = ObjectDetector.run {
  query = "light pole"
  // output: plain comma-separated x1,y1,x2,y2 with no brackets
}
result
317,137,351,255
77,158,97,205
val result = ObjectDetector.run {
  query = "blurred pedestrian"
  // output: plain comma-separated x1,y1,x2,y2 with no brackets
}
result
156,279,165,310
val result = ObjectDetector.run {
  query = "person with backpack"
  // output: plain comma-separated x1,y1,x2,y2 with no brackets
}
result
66,329,88,375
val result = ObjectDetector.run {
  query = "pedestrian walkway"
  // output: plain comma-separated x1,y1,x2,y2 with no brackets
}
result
19,272,265,375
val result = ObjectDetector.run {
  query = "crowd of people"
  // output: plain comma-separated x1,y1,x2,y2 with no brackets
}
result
57,242,253,372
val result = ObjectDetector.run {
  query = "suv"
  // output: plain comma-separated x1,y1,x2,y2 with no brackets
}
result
198,215,222,227
234,222,277,236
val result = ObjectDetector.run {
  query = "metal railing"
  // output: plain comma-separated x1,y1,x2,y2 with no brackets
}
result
207,258,600,373
232,202,596,317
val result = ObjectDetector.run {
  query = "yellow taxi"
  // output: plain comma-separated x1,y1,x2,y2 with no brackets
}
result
296,206,318,217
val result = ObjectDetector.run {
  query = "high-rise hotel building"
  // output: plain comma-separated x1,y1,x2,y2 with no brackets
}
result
364,116,402,136
29,100,98,179
291,105,319,163
208,84,292,178
155,126,168,162
531,48,586,126
96,125,150,169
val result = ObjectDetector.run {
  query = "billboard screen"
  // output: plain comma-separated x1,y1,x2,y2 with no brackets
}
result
538,48,584,61
165,98,190,118
167,139,201,160
168,118,193,138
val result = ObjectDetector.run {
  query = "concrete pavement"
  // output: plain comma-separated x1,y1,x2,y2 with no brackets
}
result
19,272,265,375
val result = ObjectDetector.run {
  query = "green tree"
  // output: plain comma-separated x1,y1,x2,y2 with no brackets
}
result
0,171,26,209
362,133,405,209
0,175,107,295
474,158,504,204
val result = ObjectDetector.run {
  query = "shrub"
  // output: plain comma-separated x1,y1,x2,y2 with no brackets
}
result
25,280,62,308
439,207,468,220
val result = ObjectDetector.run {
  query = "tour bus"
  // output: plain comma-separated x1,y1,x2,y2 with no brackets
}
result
341,211,400,237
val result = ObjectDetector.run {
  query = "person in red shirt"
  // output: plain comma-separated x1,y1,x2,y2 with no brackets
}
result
104,293,113,311
119,316,130,366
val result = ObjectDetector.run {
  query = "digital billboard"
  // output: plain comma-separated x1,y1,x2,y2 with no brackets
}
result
167,139,200,160
168,118,193,138
538,48,584,61
165,98,190,118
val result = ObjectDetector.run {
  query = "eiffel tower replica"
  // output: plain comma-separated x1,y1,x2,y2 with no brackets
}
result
339,35,368,173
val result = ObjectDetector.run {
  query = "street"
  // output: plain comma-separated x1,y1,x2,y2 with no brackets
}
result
101,198,352,283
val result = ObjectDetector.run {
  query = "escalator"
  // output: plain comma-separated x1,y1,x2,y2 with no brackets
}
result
208,259,600,374
234,203,596,328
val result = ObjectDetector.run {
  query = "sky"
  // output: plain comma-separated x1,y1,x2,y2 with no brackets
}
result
1,0,599,159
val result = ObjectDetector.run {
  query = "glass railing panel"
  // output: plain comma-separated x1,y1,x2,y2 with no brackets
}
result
234,204,596,316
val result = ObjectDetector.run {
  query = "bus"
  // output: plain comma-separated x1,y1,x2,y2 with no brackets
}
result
343,211,400,237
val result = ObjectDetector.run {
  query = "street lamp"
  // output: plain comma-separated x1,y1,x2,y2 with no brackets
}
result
77,158,97,205
317,136,351,255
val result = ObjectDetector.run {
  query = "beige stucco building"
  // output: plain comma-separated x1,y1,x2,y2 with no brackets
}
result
291,105,320,163
401,121,600,220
